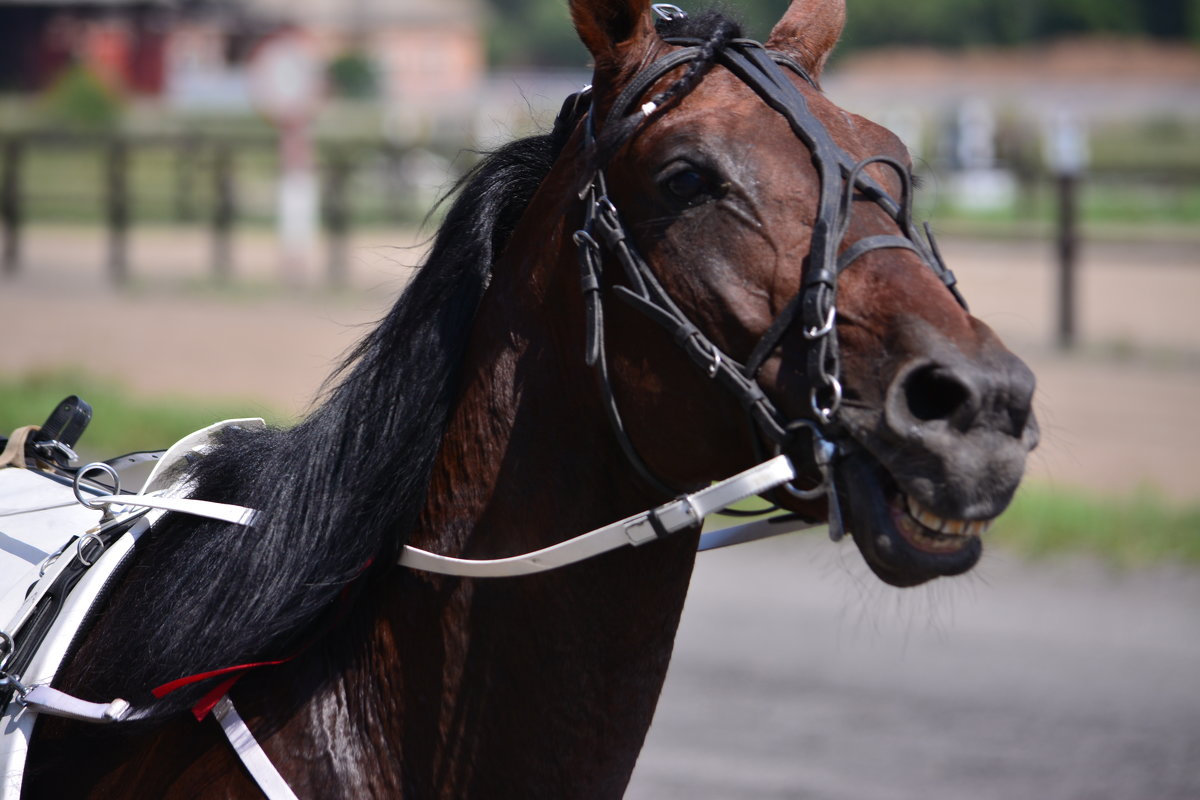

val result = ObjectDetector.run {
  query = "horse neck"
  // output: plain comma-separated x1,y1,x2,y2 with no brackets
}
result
373,208,702,795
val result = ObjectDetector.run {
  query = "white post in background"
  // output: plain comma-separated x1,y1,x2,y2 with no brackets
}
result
248,31,324,286
950,98,1016,211
1044,110,1090,350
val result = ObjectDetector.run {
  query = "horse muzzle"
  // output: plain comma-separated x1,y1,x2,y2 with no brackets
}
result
831,318,1039,587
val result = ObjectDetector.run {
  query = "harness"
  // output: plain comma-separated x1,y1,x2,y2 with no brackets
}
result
0,12,974,799
0,419,264,800
572,20,966,540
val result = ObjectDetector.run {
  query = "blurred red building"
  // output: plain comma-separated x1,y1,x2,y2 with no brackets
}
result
0,2,179,95
0,0,484,119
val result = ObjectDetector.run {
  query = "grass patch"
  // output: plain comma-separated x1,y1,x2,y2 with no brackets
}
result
0,371,292,458
991,483,1200,569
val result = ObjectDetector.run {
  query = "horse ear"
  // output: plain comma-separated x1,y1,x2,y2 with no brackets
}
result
765,0,846,79
570,0,656,66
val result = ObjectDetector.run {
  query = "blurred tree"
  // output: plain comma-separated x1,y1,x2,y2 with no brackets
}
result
1141,0,1199,40
482,0,1199,68
40,64,124,130
840,0,1195,50
487,0,584,66
328,50,378,99
485,0,792,67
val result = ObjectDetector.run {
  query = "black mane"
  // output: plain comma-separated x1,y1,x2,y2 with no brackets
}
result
70,6,746,723
75,128,570,721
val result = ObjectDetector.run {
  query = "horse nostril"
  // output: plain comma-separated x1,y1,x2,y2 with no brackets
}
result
902,364,974,425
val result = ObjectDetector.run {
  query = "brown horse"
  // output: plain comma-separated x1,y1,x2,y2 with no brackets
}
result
25,0,1037,796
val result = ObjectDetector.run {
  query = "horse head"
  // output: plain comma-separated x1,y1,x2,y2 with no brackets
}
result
568,0,1039,587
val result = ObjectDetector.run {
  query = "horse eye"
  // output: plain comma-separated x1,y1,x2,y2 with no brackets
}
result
661,168,713,205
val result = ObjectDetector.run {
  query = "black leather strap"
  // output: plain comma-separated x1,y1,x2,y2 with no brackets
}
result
572,32,970,496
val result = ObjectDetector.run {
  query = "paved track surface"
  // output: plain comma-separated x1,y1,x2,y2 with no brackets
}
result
1,226,1198,797
627,536,1200,799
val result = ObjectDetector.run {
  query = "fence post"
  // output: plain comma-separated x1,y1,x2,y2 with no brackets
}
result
106,138,130,285
1055,173,1078,349
175,133,198,223
1,137,22,277
212,142,234,280
324,147,350,288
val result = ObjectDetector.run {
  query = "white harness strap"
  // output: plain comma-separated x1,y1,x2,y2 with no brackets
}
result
399,455,815,577
212,696,300,800
87,494,258,527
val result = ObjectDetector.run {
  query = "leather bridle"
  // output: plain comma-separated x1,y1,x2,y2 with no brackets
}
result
569,26,967,538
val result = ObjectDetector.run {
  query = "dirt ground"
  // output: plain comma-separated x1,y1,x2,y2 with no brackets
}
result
1,225,1197,500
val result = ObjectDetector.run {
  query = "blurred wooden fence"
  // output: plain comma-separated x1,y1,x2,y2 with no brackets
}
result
0,132,453,286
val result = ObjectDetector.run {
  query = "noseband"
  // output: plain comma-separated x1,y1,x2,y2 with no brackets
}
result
569,23,966,537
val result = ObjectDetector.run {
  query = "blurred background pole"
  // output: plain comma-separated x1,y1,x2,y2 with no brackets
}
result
1045,111,1088,351
212,142,235,281
175,133,197,223
106,138,130,285
323,147,350,288
1,137,21,277
1056,172,1078,349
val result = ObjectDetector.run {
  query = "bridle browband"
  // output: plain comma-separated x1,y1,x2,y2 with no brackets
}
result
569,19,967,538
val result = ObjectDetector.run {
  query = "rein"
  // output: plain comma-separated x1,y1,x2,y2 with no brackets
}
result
571,25,967,539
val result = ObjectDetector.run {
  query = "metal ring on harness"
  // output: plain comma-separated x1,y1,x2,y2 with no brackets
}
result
774,419,835,501
809,377,842,425
76,532,105,567
72,463,121,510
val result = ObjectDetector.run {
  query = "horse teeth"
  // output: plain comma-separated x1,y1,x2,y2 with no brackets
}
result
974,519,994,536
906,495,921,518
918,508,945,532
942,519,966,536
902,494,992,538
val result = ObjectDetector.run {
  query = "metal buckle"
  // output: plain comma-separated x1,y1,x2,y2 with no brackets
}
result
652,4,688,21
32,439,78,466
0,672,30,702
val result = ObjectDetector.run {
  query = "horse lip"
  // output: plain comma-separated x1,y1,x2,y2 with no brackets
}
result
835,452,983,587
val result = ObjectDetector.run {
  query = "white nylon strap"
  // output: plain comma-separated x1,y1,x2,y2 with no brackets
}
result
213,696,300,800
19,685,129,723
89,495,257,527
399,456,799,578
